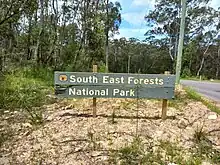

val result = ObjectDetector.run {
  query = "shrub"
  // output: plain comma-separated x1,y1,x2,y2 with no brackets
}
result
181,68,192,78
0,67,55,111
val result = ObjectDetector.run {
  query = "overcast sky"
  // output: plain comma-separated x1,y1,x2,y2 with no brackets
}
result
111,0,220,40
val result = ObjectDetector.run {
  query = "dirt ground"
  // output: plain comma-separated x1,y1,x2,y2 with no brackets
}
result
0,88,220,165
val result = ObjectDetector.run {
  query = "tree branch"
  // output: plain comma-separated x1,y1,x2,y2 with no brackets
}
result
0,11,19,26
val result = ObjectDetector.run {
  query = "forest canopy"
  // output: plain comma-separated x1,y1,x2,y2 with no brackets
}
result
0,0,219,79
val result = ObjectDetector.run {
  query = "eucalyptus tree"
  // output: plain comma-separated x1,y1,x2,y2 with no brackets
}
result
145,0,220,77
0,0,37,70
104,0,121,72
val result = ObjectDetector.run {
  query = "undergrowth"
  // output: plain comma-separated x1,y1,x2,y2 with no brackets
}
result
192,126,220,164
108,137,204,165
109,135,220,165
0,67,55,123
168,87,188,110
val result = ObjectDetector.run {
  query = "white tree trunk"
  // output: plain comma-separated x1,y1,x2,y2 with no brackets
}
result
196,44,210,77
216,46,220,79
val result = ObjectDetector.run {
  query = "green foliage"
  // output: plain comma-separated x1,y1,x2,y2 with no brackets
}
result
144,0,220,79
16,67,54,85
181,75,210,81
182,41,198,74
191,126,220,164
98,62,107,73
109,39,172,74
185,87,202,101
193,126,208,144
1,0,220,79
0,67,55,111
181,68,192,78
109,137,150,165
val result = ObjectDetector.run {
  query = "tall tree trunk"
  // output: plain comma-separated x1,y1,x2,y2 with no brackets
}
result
8,22,15,55
47,0,58,66
127,55,130,73
216,67,219,79
197,56,204,77
74,0,89,69
35,0,44,65
196,44,210,76
27,15,32,60
175,36,178,57
105,0,109,73
105,30,109,72
0,49,4,72
168,37,174,61
216,46,220,79
189,52,193,70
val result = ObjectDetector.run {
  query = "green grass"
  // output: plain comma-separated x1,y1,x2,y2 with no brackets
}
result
0,67,56,124
108,137,204,165
109,135,220,165
185,87,220,114
181,77,220,83
191,126,220,164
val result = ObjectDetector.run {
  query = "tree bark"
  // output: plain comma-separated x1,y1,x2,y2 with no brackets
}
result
27,15,32,60
216,46,220,79
196,44,210,77
105,0,109,73
0,49,4,72
74,0,89,68
35,0,44,65
47,0,58,65
127,55,130,73
105,30,109,72
197,56,204,77
168,37,174,61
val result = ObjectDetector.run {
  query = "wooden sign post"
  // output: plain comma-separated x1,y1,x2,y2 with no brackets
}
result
93,65,97,117
161,71,170,120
